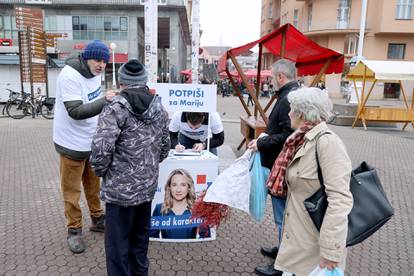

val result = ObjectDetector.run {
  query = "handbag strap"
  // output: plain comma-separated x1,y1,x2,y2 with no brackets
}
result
315,132,332,190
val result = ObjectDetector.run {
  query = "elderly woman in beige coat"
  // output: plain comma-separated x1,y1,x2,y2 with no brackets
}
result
265,87,353,276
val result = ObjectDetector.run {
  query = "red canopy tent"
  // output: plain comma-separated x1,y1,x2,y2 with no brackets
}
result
244,69,272,79
218,23,344,149
180,69,192,75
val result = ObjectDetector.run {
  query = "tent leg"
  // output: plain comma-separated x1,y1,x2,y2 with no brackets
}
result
226,69,252,116
237,138,246,151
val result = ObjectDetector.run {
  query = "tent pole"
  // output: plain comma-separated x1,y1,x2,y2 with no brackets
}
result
255,44,263,118
403,88,414,130
229,53,269,125
310,57,333,87
398,80,414,130
226,68,252,116
360,79,377,108
264,96,277,113
281,31,286,58
352,79,361,105
399,80,409,108
352,66,367,129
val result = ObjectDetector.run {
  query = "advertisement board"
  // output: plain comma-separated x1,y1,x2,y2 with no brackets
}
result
149,151,219,242
147,83,217,113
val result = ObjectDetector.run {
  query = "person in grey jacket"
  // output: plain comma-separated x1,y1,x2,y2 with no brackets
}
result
90,59,170,276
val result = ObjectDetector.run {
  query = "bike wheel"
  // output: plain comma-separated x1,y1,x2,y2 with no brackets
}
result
40,103,54,119
6,101,28,119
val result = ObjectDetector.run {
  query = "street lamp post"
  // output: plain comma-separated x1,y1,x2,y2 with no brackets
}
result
110,42,117,88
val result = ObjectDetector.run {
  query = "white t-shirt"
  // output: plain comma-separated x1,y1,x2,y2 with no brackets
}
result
53,65,102,151
169,111,224,142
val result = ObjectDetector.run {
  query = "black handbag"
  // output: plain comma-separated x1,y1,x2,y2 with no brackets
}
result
303,133,394,247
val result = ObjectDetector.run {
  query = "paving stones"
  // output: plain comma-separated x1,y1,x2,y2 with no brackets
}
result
1,96,414,275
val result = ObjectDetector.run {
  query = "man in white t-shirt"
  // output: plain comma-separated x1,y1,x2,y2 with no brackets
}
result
53,40,115,254
169,111,224,155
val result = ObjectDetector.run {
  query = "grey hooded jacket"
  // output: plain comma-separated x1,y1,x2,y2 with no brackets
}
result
90,86,170,206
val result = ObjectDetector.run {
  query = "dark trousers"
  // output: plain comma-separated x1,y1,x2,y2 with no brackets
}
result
105,201,152,276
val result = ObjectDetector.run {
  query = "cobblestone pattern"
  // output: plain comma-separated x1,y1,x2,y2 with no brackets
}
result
1,96,414,275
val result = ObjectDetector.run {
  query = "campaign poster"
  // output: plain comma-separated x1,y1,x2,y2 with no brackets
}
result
150,151,219,242
147,83,217,113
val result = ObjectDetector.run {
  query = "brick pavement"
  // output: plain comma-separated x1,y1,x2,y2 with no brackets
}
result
1,96,414,275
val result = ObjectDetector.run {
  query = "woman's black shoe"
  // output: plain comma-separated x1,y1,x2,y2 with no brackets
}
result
254,265,283,276
260,246,279,259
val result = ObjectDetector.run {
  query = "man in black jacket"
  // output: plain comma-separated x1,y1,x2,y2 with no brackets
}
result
248,59,298,276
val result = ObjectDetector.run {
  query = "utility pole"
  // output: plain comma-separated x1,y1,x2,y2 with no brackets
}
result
357,0,368,58
191,0,200,84
144,0,158,83
349,0,368,104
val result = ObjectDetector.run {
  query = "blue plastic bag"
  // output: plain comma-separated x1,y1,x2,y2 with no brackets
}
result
249,152,270,221
308,267,345,276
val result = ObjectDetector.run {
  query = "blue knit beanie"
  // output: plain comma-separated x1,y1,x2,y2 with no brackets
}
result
82,40,110,63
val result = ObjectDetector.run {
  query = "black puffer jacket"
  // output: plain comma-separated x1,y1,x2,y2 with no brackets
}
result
90,86,170,206
257,81,298,169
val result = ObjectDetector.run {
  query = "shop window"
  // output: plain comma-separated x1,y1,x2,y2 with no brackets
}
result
384,83,401,99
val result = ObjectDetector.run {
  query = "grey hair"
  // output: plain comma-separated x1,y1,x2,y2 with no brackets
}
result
287,87,333,123
271,59,296,81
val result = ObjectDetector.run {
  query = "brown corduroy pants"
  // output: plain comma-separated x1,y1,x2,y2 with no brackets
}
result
59,155,103,229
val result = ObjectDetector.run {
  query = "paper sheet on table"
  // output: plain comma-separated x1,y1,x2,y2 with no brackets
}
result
173,149,201,156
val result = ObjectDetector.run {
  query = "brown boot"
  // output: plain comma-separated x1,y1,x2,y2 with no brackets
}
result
90,214,105,232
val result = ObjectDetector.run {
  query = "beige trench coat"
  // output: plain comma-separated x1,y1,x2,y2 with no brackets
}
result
274,122,353,276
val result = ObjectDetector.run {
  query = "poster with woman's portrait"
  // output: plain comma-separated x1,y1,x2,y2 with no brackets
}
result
150,152,219,242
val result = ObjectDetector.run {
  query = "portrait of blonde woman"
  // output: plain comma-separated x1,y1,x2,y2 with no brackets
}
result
150,169,210,239
266,87,353,276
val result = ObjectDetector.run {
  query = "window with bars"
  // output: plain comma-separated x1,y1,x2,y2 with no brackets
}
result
337,0,351,29
72,16,128,41
396,0,413,19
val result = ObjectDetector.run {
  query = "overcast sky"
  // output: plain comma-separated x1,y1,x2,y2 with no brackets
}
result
199,0,261,48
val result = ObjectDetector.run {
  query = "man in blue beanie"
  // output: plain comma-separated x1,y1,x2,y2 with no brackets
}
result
53,40,116,254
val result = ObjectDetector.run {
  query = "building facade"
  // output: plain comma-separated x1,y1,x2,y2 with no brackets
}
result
0,0,191,96
261,0,414,99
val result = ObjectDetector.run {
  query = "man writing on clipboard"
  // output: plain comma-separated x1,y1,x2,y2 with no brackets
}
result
169,112,224,156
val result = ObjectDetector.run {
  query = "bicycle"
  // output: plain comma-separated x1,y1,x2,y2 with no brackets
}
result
5,88,55,119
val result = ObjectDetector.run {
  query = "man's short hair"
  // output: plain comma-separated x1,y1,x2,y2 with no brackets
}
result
185,112,205,125
271,59,297,81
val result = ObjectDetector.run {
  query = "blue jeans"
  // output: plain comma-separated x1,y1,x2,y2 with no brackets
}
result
271,195,286,245
178,133,218,155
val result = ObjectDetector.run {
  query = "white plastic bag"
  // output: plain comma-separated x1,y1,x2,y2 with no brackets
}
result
308,266,344,276
203,150,252,214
